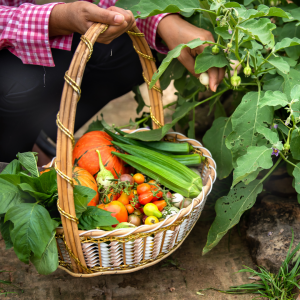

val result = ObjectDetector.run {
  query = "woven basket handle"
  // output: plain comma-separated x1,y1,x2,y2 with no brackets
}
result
55,23,164,274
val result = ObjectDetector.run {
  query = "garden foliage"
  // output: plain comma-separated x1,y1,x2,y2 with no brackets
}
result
117,0,300,254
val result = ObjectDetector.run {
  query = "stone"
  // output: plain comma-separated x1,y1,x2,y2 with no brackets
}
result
246,195,300,273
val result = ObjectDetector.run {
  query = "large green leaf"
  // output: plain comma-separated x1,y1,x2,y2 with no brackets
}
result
16,152,39,177
280,69,300,101
203,180,263,254
74,185,96,218
237,18,276,47
0,175,28,214
116,0,203,18
5,203,58,263
236,4,292,20
1,160,22,175
292,163,300,194
232,146,273,186
256,126,280,146
278,23,300,59
0,217,13,249
258,90,289,108
291,130,300,160
203,117,233,180
149,39,206,88
226,92,274,165
266,56,290,74
194,46,230,74
30,231,58,275
274,37,300,53
78,207,119,230
263,76,284,91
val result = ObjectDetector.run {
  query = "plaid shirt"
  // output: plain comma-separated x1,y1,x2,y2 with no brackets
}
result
0,0,168,66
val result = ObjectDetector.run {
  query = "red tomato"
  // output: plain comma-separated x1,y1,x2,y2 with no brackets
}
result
138,192,153,205
128,190,137,201
137,183,151,195
98,201,128,224
139,207,144,214
150,185,163,201
130,200,140,209
125,204,135,214
133,173,145,184
117,192,129,206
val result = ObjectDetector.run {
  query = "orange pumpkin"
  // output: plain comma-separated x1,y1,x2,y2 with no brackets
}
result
73,166,99,206
98,201,128,224
72,131,128,178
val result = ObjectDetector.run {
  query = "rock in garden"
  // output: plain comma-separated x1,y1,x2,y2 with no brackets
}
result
246,195,300,273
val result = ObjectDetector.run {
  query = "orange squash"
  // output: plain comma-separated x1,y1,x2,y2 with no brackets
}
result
72,131,128,178
73,166,99,206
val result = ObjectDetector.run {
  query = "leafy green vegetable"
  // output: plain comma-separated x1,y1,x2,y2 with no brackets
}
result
16,152,39,177
0,218,13,249
74,185,97,219
78,207,118,230
5,203,59,264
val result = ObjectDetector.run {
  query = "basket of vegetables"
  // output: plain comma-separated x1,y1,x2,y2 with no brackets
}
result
0,23,216,277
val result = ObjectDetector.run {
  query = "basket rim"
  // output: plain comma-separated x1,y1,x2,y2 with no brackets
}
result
56,130,217,237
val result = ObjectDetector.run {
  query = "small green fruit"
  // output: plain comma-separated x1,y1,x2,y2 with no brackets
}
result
144,203,162,218
283,143,290,151
227,43,232,49
243,66,252,77
231,75,241,89
212,45,220,54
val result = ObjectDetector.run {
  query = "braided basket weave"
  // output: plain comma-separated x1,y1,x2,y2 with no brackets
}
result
55,23,216,277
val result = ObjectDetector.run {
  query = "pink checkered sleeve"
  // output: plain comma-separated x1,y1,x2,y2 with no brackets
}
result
0,1,72,66
99,0,169,53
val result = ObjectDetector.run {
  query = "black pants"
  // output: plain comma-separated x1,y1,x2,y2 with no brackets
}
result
0,33,143,163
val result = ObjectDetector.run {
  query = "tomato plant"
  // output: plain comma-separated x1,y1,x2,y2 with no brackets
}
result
116,0,300,254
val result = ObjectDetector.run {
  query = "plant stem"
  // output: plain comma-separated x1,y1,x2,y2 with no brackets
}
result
259,157,283,184
257,67,276,75
235,28,245,67
195,88,229,108
239,83,257,86
118,116,149,129
163,101,177,109
279,152,298,168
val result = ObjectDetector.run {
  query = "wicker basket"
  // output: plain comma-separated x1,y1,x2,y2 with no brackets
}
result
54,23,217,277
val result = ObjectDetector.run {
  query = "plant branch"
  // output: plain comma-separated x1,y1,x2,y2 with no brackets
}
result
259,157,282,184
195,88,229,108
279,153,298,169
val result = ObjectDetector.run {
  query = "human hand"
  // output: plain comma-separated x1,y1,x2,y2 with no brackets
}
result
49,2,136,44
157,14,225,92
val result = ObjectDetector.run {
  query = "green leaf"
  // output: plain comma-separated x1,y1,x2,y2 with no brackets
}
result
263,76,284,92
1,160,22,175
214,26,232,40
0,175,28,214
18,183,52,201
274,37,300,53
290,130,300,160
30,231,58,275
74,185,96,218
280,69,300,101
203,117,233,180
16,152,39,177
203,180,263,254
0,218,13,249
292,163,300,194
256,126,279,145
159,59,186,90
266,56,290,74
232,146,273,186
290,84,300,100
124,100,201,141
226,92,274,165
278,23,300,60
149,39,206,88
78,206,118,230
258,90,289,108
116,0,203,18
39,169,57,195
195,46,230,74
132,85,146,114
5,203,58,263
237,18,276,47
85,118,104,133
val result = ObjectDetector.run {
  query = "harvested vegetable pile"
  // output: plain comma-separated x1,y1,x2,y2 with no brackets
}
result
0,126,203,275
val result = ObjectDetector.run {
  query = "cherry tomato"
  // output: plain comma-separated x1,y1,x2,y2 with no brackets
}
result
128,190,137,201
130,200,140,209
133,173,145,184
138,192,153,205
139,207,144,214
98,201,128,224
137,183,151,195
148,179,159,186
152,200,167,211
117,192,129,206
150,185,163,201
125,204,135,214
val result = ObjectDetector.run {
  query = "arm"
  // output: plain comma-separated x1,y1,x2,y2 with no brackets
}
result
0,1,135,66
